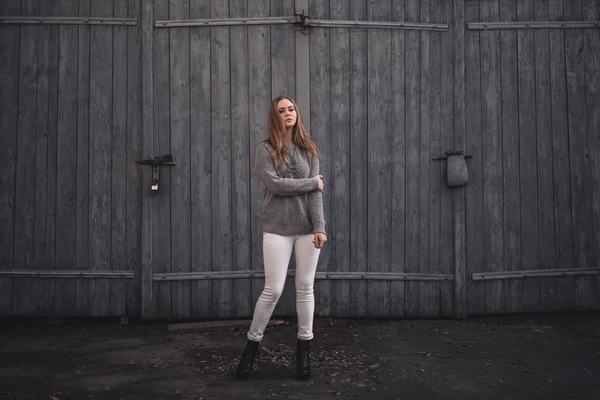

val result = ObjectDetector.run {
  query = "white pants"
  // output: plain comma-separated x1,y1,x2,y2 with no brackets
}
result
247,233,321,342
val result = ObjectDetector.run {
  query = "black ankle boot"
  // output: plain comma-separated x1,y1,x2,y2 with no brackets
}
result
296,339,311,381
235,340,260,380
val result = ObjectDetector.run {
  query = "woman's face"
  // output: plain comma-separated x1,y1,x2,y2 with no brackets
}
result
277,98,297,128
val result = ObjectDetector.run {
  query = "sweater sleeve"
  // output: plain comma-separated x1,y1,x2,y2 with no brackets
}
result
253,143,319,196
308,154,326,235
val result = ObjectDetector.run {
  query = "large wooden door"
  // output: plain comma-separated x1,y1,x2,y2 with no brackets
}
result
139,0,466,319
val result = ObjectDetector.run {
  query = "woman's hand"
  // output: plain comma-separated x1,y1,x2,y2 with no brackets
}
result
313,232,327,249
315,175,324,192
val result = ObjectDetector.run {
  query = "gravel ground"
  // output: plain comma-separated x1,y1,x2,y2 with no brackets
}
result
0,312,599,400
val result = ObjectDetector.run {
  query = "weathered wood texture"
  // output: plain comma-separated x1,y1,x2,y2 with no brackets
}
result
307,0,455,318
464,0,600,314
0,0,141,317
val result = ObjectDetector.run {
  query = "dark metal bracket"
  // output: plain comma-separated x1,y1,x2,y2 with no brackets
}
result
295,8,310,34
432,149,473,161
136,154,175,191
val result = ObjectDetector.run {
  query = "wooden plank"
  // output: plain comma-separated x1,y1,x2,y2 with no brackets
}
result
248,0,270,316
230,0,252,318
108,0,129,317
427,0,442,317
12,0,39,315
578,0,600,310
54,0,79,316
452,0,467,319
404,0,421,317
32,0,51,315
534,0,558,311
439,0,454,317
500,0,523,314
330,0,351,317
309,0,332,316
211,0,233,318
44,0,60,316
270,0,295,97
88,0,113,316
480,0,503,314
390,0,406,318
75,0,91,316
348,0,368,317
126,0,141,316
0,0,20,315
139,0,154,318
168,0,191,319
464,0,485,315
189,0,212,319
517,0,540,313
151,0,172,318
418,0,432,317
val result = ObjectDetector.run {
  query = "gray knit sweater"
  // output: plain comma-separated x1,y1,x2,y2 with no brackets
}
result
253,141,326,236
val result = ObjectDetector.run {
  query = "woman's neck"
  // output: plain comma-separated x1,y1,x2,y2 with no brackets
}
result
285,128,293,145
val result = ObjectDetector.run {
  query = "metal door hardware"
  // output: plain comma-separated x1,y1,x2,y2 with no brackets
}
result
136,154,175,191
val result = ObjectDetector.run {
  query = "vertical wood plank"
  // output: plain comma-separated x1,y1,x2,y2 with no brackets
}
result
452,0,467,318
0,0,20,315
140,0,155,318
248,0,270,313
480,0,503,314
270,0,295,97
13,0,39,315
548,0,575,311
390,0,406,318
230,0,252,317
330,0,351,317
152,0,171,318
88,0,114,316
310,0,332,316
464,0,485,315
33,0,51,314
126,0,142,316
418,0,434,317
169,0,192,319
405,0,421,317
534,0,558,311
349,0,368,317
517,0,540,312
190,0,212,318
76,0,91,316
212,0,233,317
44,0,60,315
440,0,454,317
500,0,523,314
367,0,392,317
428,0,442,317
55,0,79,315
107,0,130,317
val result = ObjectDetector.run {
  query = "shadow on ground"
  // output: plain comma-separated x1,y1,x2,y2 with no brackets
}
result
0,312,599,400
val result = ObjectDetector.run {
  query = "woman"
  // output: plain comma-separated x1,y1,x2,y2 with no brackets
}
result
235,96,327,381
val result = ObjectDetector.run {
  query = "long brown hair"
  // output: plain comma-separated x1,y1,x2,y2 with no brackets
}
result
266,96,320,168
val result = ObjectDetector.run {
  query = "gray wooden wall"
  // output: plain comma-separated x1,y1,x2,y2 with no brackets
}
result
0,0,598,320
465,0,600,314
306,0,456,318
0,0,141,317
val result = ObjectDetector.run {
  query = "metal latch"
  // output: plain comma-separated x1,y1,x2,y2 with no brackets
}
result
432,150,471,188
136,154,175,191
295,8,309,34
